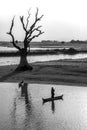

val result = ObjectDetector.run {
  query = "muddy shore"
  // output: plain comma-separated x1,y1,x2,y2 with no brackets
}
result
0,59,87,86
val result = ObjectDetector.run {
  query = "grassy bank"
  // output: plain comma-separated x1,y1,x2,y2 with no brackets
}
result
0,59,87,86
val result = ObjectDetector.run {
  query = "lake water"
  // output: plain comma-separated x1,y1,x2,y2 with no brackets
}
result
0,46,87,66
1,53,87,66
0,83,87,130
0,46,69,52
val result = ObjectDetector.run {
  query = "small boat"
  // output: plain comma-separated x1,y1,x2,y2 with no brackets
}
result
42,94,63,103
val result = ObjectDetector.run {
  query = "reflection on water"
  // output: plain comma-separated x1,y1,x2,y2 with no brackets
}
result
10,82,44,130
1,83,87,129
0,53,87,66
18,82,31,109
51,100,55,113
42,87,63,113
42,87,56,113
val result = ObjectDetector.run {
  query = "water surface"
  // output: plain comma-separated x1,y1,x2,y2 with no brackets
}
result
0,83,87,130
1,53,87,66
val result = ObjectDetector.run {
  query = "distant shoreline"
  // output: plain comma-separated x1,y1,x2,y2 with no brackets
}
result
0,41,87,56
0,47,86,57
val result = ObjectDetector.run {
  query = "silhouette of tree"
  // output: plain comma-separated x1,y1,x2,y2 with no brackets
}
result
7,8,44,71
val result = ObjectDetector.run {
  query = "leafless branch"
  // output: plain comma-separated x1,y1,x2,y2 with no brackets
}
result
27,25,42,39
19,8,44,50
7,17,21,50
35,8,39,20
29,29,44,42
32,25,42,32
26,8,31,29
20,16,27,32
28,8,44,34
7,8,44,52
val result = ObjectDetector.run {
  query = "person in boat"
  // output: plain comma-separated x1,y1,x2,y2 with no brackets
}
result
51,87,55,98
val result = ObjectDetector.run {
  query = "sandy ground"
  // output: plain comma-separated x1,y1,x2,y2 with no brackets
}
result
0,59,87,86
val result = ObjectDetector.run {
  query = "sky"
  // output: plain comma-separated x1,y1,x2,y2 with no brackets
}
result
0,0,87,41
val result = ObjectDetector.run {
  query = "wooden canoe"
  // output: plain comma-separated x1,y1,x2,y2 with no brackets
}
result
42,94,63,103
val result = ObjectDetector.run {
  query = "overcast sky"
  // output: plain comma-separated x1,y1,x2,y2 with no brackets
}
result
0,0,87,41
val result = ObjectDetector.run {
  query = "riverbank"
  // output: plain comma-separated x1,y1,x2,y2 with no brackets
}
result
0,59,87,86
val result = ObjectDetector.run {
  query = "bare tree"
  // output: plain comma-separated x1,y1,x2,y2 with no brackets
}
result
7,8,44,71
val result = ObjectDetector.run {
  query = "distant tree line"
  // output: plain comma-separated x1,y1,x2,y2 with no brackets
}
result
69,40,87,44
41,40,87,44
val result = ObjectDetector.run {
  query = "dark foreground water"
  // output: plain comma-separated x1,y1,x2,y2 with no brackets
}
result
0,83,87,130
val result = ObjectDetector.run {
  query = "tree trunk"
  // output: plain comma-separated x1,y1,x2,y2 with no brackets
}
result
16,49,33,71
